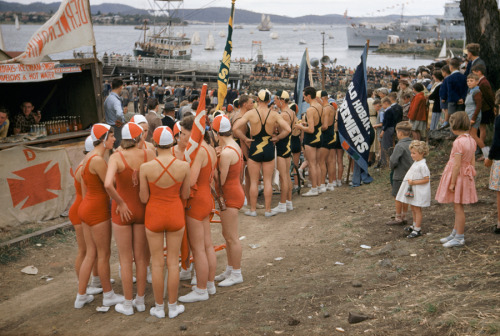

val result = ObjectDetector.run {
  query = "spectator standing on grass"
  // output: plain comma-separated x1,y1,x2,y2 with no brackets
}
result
428,70,443,130
395,140,431,238
435,112,478,248
472,64,495,159
387,121,413,226
408,83,427,141
484,95,500,234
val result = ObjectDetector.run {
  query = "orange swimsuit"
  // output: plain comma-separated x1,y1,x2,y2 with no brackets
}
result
145,158,185,233
69,165,83,225
221,146,245,209
186,146,215,221
111,150,147,225
78,155,111,226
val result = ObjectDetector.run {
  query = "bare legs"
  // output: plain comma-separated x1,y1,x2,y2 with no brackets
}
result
453,203,465,234
186,216,216,290
276,156,291,203
220,208,241,270
304,145,319,188
247,159,275,212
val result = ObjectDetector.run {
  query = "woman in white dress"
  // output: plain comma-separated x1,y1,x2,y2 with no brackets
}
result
396,140,431,238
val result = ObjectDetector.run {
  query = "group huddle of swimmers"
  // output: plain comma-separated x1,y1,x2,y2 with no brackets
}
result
70,113,244,319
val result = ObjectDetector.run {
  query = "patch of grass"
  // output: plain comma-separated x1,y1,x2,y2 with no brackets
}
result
342,222,353,228
21,227,37,235
392,306,402,313
0,245,24,265
445,275,460,284
424,303,438,314
487,324,498,334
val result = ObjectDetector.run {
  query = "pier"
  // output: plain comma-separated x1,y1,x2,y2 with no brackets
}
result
102,57,254,86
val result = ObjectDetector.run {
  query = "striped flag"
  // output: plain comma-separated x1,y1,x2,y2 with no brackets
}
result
293,48,313,119
184,83,208,164
215,0,236,111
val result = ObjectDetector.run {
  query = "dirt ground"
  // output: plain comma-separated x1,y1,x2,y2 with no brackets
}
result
1,141,499,336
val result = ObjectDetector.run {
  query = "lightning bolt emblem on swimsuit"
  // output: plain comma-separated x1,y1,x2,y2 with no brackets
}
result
253,136,270,155
311,129,322,144
283,137,291,156
329,132,337,145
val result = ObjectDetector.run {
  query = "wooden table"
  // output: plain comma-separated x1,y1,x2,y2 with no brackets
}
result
0,130,90,150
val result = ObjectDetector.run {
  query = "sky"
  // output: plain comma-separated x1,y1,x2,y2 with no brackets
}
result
6,0,456,18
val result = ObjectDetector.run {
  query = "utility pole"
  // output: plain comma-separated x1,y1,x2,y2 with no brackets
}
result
321,31,326,90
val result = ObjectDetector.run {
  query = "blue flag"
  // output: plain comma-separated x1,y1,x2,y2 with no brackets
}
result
293,48,312,119
337,43,372,172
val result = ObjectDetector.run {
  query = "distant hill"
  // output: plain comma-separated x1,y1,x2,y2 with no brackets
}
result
0,1,438,24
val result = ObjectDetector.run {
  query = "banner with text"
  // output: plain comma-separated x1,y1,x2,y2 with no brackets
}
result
0,0,95,65
337,43,372,172
0,145,74,228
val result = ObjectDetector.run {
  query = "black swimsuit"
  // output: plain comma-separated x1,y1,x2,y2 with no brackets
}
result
249,109,275,162
276,110,293,158
303,106,322,148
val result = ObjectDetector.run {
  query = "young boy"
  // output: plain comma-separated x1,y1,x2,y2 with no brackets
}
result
402,93,412,121
386,121,414,225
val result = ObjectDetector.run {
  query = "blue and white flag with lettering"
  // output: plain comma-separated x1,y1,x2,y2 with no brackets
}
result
337,43,372,172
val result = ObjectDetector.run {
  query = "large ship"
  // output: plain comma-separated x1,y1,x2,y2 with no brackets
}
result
257,14,272,31
346,1,465,48
133,0,192,60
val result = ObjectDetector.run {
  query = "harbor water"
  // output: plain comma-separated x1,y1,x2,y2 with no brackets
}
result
1,23,435,69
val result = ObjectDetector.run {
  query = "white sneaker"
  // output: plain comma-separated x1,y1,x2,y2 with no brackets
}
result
190,270,197,285
318,185,327,194
265,211,277,217
336,180,342,187
286,201,294,211
74,294,94,309
86,286,103,295
218,273,243,287
179,267,192,281
168,304,185,319
150,306,165,319
443,238,465,248
244,210,257,217
326,183,335,191
147,266,152,284
271,203,287,213
132,298,145,312
214,268,232,282
302,188,319,197
207,282,216,295
115,302,134,316
103,292,125,307
439,234,455,244
178,286,209,303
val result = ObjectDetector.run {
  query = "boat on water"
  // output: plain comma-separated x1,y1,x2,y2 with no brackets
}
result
299,39,306,45
234,25,244,29
191,31,201,45
277,56,289,63
270,32,279,40
346,1,465,48
219,31,226,38
257,14,272,31
14,14,20,30
134,20,149,31
205,31,215,50
133,0,192,60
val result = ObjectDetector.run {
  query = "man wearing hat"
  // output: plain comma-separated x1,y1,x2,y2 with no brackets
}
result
162,102,177,129
104,78,125,148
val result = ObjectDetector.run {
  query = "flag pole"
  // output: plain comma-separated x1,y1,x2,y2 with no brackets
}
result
86,0,103,110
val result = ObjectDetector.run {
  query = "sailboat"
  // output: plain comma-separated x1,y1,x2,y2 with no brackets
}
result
257,14,272,31
205,31,215,50
438,39,447,59
270,32,279,39
191,31,201,45
0,26,5,50
15,14,20,30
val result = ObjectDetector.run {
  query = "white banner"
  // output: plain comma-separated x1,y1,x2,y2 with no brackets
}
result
0,145,74,228
1,0,95,65
0,62,62,82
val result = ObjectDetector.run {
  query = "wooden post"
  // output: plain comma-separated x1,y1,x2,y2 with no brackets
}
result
86,0,103,120
346,157,353,184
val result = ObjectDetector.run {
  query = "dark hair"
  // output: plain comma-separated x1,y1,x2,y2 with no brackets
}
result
388,92,398,101
433,70,444,81
396,121,412,135
121,134,142,149
153,139,174,150
189,95,199,103
381,97,391,105
112,78,123,90
93,128,114,147
233,99,240,108
192,101,199,111
147,97,159,110
239,94,250,106
403,93,412,100
449,58,461,69
471,63,486,75
450,111,470,131
304,86,316,99
0,108,8,116
466,43,480,56
412,83,425,92
372,99,382,106
180,115,194,131
218,130,233,137
441,64,451,75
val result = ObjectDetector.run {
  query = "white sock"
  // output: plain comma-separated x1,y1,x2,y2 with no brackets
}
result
413,226,421,231
155,302,164,310
167,302,177,310
134,294,145,304
226,265,233,272
286,200,293,206
482,146,490,158
122,299,132,307
104,290,115,299
232,269,242,275
320,184,325,188
207,281,215,289
76,293,89,301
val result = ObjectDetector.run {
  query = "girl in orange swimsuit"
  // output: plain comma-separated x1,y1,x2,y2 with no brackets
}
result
75,124,125,310
70,136,102,294
104,123,155,316
178,115,218,303
212,115,245,287
140,126,190,319
130,114,155,151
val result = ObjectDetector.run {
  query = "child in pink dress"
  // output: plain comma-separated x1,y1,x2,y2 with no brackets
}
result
435,112,478,247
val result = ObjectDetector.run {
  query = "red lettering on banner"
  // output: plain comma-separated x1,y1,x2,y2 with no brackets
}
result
40,72,55,79
55,21,64,37
78,0,88,24
60,13,71,34
65,1,78,29
41,30,50,45
48,26,57,41
23,149,36,161
7,161,61,209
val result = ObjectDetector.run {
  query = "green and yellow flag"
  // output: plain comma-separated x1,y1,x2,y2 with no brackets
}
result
216,0,236,111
